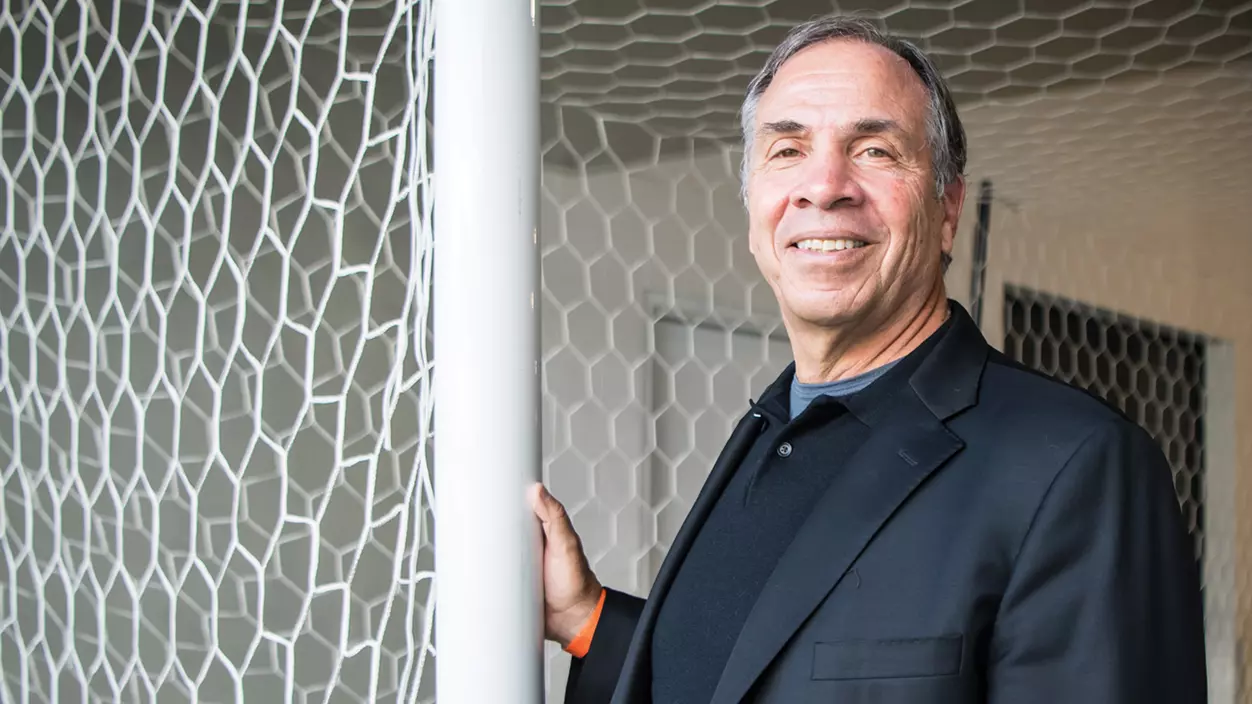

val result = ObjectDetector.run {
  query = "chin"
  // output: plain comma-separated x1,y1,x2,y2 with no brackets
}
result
781,294,864,329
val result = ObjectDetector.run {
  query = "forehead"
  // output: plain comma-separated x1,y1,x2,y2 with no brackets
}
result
756,39,930,131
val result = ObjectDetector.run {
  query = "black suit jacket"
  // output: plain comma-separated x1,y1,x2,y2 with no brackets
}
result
565,301,1207,703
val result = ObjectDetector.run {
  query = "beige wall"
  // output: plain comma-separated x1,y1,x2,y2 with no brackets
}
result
541,68,1252,701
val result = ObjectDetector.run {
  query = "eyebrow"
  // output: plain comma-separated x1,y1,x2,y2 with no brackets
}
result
852,118,902,135
757,119,808,138
756,117,903,140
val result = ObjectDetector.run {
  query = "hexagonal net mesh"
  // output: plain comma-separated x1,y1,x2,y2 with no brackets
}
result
1004,286,1209,560
539,0,1252,700
1,1,435,702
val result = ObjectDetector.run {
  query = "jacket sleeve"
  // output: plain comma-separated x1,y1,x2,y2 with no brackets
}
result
987,418,1207,703
564,587,646,704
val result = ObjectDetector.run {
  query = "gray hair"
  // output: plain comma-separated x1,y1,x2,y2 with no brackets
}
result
739,16,967,205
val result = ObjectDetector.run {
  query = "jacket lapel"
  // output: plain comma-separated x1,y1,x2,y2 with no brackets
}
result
709,401,965,704
613,301,988,703
610,409,766,704
705,301,990,704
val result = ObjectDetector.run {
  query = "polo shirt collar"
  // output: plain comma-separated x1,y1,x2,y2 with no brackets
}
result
750,302,959,428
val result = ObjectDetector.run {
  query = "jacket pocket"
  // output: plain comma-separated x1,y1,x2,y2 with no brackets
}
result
811,635,963,680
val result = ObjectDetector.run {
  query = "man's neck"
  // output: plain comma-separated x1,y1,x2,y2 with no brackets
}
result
790,294,950,384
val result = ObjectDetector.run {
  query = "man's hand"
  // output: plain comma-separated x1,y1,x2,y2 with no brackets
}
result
529,482,603,649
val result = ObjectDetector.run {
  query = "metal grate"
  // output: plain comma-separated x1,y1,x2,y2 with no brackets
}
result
1003,285,1207,563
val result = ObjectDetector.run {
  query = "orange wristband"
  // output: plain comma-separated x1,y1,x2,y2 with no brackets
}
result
563,588,606,658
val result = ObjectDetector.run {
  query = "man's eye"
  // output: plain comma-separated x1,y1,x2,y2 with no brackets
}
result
771,147,801,159
863,147,893,159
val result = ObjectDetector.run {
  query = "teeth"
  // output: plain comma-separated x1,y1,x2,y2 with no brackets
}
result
795,238,867,252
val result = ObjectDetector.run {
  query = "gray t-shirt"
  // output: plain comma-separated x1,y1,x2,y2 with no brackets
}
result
789,359,900,420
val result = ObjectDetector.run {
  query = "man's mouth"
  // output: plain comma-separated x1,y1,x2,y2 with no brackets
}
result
793,238,869,252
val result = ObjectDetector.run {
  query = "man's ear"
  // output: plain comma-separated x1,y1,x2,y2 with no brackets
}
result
939,176,966,256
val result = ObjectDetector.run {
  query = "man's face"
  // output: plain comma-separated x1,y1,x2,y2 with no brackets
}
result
746,39,964,333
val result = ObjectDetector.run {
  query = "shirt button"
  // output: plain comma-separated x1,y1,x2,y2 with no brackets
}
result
777,442,793,458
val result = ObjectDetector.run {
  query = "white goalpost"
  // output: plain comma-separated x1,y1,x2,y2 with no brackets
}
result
433,0,544,702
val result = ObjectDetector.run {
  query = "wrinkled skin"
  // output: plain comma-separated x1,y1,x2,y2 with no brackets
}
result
745,39,965,382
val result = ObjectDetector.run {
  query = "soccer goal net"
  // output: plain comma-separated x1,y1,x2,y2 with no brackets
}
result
1,1,436,701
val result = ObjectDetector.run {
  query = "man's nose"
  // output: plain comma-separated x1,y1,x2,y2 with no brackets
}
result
789,152,863,210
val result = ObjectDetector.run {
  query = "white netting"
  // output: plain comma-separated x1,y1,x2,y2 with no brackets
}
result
539,1,1252,701
0,1,436,702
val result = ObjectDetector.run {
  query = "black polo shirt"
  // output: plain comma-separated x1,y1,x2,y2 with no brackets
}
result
650,319,950,703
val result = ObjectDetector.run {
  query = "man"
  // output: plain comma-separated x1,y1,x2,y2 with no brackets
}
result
531,15,1206,704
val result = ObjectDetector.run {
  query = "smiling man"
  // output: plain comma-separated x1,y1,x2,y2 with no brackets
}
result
532,15,1206,704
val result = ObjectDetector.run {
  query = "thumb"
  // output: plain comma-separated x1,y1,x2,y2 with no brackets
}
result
529,483,570,538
